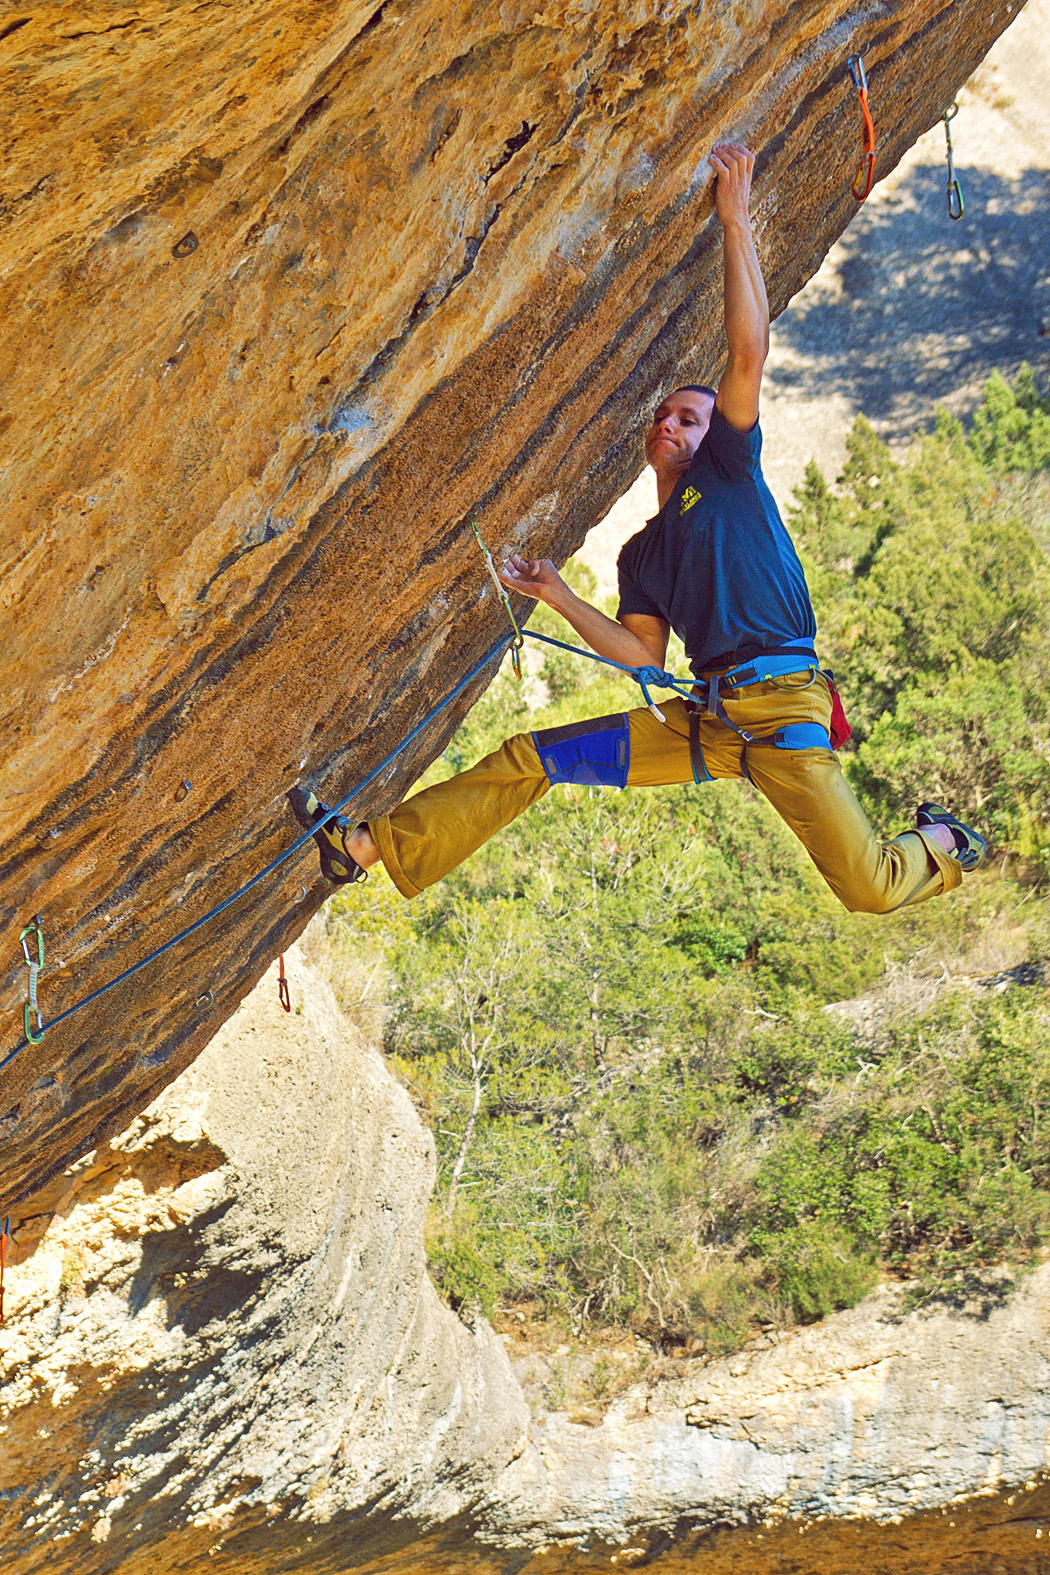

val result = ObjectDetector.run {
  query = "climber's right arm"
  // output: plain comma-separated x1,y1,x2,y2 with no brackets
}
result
499,554,669,669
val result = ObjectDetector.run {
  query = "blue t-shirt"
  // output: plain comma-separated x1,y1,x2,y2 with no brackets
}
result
616,407,817,675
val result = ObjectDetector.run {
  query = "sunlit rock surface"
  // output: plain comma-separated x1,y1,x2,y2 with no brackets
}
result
0,0,1027,1205
0,947,528,1570
3,951,1050,1574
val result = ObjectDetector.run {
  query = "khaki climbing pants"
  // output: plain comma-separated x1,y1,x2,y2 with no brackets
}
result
370,669,961,911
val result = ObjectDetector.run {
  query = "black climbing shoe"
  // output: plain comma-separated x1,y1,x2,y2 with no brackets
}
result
916,801,987,873
287,787,368,886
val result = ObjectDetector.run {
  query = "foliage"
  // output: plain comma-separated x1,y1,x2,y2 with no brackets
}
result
326,370,1050,1358
790,370,1050,872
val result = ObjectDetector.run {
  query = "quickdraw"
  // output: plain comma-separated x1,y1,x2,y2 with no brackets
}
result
19,918,44,1045
2,639,514,1072
471,519,524,680
277,953,291,1013
943,103,964,221
848,53,876,202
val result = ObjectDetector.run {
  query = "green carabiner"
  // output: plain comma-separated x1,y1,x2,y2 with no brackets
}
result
470,519,525,681
18,917,45,1044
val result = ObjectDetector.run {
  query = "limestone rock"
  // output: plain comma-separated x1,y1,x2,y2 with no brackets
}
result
497,1274,1050,1558
0,0,1027,1205
0,945,527,1569
4,951,1050,1575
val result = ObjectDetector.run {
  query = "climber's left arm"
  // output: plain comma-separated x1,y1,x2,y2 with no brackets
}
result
711,142,769,434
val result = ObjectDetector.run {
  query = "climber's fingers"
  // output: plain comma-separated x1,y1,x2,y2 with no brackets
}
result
711,142,755,222
499,554,562,600
711,142,755,178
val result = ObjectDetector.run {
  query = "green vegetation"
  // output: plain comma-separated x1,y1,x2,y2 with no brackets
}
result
328,369,1050,1356
793,367,1050,872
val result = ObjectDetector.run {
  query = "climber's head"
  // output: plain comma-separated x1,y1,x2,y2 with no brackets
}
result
645,385,716,476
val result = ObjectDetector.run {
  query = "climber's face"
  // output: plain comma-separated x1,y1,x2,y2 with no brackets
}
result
644,388,715,473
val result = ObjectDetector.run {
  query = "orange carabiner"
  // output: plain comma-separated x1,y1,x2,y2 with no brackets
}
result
848,53,876,202
277,953,291,1013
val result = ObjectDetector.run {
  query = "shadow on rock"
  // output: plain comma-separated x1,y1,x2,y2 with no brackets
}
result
125,1198,264,1336
771,163,1050,433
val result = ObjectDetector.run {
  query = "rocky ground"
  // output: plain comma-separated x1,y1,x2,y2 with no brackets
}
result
0,941,526,1572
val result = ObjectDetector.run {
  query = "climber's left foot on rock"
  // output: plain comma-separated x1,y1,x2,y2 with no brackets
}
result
287,787,371,885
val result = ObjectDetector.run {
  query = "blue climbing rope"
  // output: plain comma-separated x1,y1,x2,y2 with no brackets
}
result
2,618,706,1074
521,628,697,718
1,636,510,1072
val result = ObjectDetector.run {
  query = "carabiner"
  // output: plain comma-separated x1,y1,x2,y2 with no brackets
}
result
943,102,964,220
277,953,291,1013
470,518,526,682
18,917,45,1045
847,52,876,202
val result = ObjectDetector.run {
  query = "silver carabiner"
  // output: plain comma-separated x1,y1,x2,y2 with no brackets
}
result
944,103,964,221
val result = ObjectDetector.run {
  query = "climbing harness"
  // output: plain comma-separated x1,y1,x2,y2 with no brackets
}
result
471,520,524,680
943,103,964,220
0,1216,8,1324
19,918,44,1045
848,52,876,202
277,953,291,1013
524,632,846,789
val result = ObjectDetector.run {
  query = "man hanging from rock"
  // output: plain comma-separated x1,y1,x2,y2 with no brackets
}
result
290,142,985,907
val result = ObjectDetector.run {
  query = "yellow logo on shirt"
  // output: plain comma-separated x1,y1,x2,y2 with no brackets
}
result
680,486,702,512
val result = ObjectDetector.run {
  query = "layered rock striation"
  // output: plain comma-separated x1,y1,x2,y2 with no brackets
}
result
0,0,1028,1204
3,951,1050,1574
0,946,528,1571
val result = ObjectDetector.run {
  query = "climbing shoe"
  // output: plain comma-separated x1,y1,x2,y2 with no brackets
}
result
916,801,987,873
287,787,368,886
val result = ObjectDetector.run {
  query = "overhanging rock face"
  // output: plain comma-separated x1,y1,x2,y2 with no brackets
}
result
0,0,1027,1205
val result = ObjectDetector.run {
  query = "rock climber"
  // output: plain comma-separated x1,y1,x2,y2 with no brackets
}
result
290,142,986,909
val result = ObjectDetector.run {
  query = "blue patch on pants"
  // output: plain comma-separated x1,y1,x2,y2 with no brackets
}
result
533,713,630,788
771,723,833,750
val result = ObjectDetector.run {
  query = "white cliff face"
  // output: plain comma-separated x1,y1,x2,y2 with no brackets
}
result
495,1275,1050,1547
0,945,528,1569
3,951,1050,1575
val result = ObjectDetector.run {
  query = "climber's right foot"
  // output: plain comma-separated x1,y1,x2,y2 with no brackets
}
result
916,801,987,873
287,787,368,886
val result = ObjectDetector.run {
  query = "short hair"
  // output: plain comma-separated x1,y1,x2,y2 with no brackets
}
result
671,383,717,401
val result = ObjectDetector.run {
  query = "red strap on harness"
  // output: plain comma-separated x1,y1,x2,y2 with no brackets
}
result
277,954,291,1013
826,675,854,749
